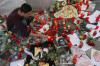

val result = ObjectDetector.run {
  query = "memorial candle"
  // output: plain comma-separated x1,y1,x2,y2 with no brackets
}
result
78,40,83,48
43,20,46,25
71,30,74,35
77,19,80,24
87,11,91,15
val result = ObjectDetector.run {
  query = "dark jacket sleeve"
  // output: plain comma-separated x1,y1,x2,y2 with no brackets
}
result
13,19,30,37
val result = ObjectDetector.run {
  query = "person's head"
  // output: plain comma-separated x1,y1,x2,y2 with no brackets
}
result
19,3,32,17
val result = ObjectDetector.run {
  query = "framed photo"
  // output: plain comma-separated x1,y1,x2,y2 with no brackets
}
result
56,37,68,48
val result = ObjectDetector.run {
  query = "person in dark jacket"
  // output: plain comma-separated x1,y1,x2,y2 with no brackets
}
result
6,3,47,38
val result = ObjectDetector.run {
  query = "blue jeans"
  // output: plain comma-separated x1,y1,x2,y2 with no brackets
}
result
11,17,33,36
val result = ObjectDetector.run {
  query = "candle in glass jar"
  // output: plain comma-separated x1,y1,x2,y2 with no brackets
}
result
86,17,89,22
75,25,80,30
48,36,51,41
77,19,80,24
78,40,83,48
68,25,70,30
68,18,70,21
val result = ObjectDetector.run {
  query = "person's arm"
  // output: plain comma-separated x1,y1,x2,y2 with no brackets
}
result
29,32,48,39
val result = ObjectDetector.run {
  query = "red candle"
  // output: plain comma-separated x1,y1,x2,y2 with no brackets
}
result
86,1,89,5
93,31,97,36
53,36,55,40
75,3,78,8
52,29,54,33
78,40,83,48
72,17,75,22
17,54,22,59
38,10,41,14
28,44,31,48
68,18,70,21
68,1,70,5
79,9,81,14
7,58,11,62
83,0,85,3
51,38,54,42
86,17,89,22
48,30,52,36
94,26,99,30
36,15,39,18
56,29,59,33
83,34,87,40
52,13,54,15
72,58,77,64
59,3,62,7
35,41,39,45
29,24,32,28
40,24,43,28
80,13,84,18
77,19,80,24
48,36,51,41
59,16,63,20
48,18,51,21
65,19,67,23
86,4,89,9
68,42,72,48
40,11,43,15
44,31,47,35
75,25,80,30
20,50,24,53
71,30,74,35
0,15,2,17
66,37,70,41
65,33,67,36
33,24,36,27
4,15,7,19
62,32,65,36
95,17,99,22
87,11,91,15
43,20,46,25
80,2,82,6
35,19,38,22
74,55,78,59
16,39,20,44
89,28,92,32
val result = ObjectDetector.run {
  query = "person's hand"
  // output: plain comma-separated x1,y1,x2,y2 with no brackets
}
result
38,33,48,39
